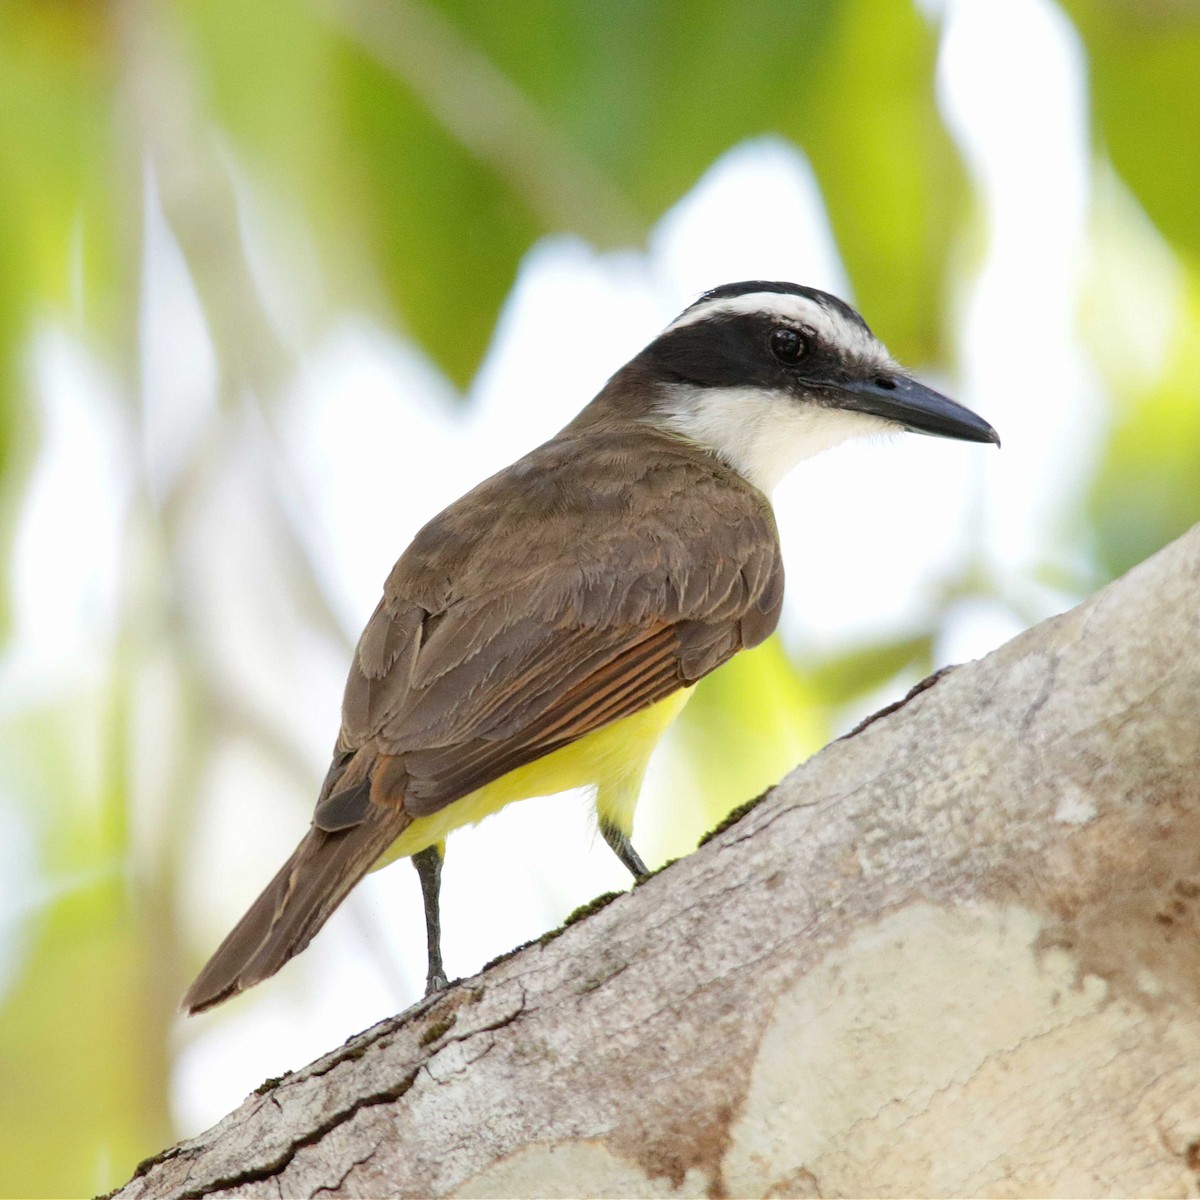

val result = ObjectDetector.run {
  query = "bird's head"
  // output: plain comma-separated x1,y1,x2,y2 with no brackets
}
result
623,281,999,493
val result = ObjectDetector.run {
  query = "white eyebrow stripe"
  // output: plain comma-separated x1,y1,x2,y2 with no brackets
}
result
667,291,886,364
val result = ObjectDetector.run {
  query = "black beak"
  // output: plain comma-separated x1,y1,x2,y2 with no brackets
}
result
837,375,1000,446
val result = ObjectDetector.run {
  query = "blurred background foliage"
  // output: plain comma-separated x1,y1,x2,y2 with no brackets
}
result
0,0,1197,1194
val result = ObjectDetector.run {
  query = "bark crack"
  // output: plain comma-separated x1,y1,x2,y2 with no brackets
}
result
840,664,959,741
174,1071,419,1200
311,1145,378,1198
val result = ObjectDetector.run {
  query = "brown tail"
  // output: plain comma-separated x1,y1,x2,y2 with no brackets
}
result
182,804,410,1015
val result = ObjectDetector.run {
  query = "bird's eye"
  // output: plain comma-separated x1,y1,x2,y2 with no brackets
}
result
770,327,807,364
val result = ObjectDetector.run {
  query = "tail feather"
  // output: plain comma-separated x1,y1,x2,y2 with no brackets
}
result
182,805,410,1015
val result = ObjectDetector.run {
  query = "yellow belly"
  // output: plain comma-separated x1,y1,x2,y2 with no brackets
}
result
376,687,694,867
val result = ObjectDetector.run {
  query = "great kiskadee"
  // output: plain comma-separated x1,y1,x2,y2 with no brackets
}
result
183,280,998,1014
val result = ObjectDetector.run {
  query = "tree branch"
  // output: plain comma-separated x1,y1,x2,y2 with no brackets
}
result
117,523,1200,1199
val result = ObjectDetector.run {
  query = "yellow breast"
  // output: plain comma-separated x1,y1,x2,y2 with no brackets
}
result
377,687,694,866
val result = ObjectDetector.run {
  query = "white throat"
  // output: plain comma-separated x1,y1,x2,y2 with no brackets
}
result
655,384,893,494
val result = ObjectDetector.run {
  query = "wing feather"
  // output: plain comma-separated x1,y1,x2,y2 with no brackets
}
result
400,625,687,814
326,428,784,827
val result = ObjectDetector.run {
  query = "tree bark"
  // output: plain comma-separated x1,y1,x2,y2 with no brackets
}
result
116,524,1200,1200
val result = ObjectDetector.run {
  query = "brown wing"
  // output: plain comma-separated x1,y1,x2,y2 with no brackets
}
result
316,426,784,828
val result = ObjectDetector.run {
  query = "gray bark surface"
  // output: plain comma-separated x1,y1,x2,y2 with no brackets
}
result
117,524,1200,1199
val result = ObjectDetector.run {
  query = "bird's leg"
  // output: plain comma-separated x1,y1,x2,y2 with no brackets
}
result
411,843,449,993
599,820,649,880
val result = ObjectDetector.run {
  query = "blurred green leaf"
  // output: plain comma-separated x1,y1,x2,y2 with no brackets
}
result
0,3,124,342
1088,278,1200,578
1061,1,1200,270
0,3,125,640
334,37,544,387
803,633,934,707
0,878,173,1198
442,0,962,358
661,636,825,859
0,700,173,1199
793,0,966,362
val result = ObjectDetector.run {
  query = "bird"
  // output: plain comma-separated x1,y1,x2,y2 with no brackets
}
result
182,280,998,1014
